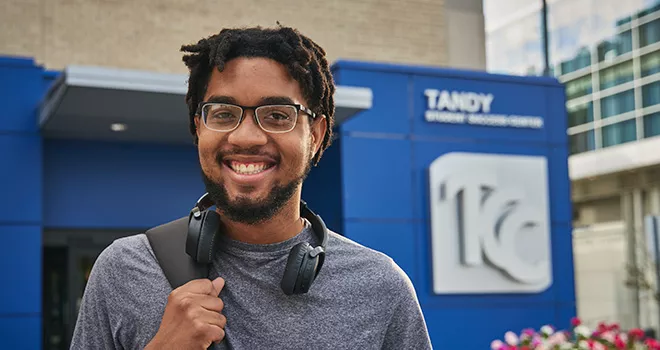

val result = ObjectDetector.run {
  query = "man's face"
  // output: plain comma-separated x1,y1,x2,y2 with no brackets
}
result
194,57,325,225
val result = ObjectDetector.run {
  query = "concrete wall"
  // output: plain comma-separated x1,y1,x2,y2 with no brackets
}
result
0,0,490,74
573,221,660,331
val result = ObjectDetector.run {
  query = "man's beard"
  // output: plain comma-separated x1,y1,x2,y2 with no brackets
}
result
201,158,312,225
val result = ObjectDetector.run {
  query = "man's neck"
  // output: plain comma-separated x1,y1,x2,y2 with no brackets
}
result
217,199,304,245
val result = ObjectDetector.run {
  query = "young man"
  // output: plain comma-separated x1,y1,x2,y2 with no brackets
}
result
70,26,432,349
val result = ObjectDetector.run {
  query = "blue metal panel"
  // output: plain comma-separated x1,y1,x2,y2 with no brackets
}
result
550,223,577,303
0,225,41,314
301,135,343,234
344,221,418,286
549,147,573,224
546,85,570,146
340,135,414,221
333,59,563,88
334,68,411,134
334,60,575,348
0,57,44,132
0,315,41,350
423,305,558,349
0,135,42,224
43,140,205,229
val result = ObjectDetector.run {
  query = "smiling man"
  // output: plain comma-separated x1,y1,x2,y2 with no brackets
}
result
70,26,432,350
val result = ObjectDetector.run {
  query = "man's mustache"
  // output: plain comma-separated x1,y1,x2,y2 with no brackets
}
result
215,147,280,164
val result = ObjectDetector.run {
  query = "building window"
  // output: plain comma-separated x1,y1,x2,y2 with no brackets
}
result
599,60,634,90
644,112,660,138
565,75,593,100
602,119,637,147
640,18,660,48
597,30,633,62
570,130,595,154
601,89,635,118
641,51,660,77
568,102,594,127
559,48,591,75
642,81,660,108
637,2,660,19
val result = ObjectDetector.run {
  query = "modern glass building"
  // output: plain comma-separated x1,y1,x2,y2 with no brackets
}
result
485,0,660,332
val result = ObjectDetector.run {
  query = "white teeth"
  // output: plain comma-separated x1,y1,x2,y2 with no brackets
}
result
231,162,269,175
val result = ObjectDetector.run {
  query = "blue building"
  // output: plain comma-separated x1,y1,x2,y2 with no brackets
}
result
0,55,574,349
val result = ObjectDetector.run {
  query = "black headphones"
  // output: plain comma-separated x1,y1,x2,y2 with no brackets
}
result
185,193,328,295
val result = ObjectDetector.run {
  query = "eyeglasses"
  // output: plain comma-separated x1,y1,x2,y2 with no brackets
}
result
197,102,317,134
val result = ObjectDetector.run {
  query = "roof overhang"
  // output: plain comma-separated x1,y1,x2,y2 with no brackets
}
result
39,65,372,144
569,136,660,180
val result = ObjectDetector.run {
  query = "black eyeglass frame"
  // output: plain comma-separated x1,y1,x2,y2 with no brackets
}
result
196,101,318,134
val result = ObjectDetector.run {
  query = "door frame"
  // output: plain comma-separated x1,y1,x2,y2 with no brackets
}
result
43,228,141,347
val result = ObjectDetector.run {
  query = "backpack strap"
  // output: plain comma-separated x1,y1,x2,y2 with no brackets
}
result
146,217,208,289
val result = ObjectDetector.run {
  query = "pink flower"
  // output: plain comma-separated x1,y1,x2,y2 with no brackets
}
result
600,331,615,343
504,331,519,346
571,317,581,327
521,328,536,338
592,342,606,350
490,340,505,350
548,332,567,345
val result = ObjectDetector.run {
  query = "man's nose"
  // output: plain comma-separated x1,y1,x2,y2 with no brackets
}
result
226,111,268,147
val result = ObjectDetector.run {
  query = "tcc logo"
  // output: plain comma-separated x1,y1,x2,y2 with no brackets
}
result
429,152,552,294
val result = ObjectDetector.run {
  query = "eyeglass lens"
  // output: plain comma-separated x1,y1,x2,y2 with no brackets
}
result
202,103,297,133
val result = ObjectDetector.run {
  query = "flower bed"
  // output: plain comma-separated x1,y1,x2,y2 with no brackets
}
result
491,317,660,349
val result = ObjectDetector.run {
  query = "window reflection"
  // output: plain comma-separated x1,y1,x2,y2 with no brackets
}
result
602,119,637,147
601,90,635,118
570,130,595,154
640,18,660,47
644,112,660,138
565,75,593,100
599,61,634,90
642,81,660,108
641,52,660,77
568,102,594,127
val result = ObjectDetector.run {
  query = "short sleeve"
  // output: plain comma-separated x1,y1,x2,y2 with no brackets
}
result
69,242,122,349
381,262,433,349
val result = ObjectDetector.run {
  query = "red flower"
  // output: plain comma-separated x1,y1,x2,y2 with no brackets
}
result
571,317,582,327
629,328,645,339
646,338,660,349
614,337,626,349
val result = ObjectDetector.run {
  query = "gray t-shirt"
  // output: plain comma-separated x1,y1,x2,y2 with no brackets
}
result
70,220,432,349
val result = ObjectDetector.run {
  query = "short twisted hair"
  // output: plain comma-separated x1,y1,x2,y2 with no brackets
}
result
180,25,335,165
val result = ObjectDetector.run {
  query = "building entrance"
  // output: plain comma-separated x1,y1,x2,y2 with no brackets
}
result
42,229,136,350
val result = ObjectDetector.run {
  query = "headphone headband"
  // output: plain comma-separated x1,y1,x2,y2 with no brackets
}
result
187,192,328,295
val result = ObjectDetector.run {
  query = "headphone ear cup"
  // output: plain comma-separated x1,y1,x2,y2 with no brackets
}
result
296,249,319,294
196,210,220,264
281,242,311,295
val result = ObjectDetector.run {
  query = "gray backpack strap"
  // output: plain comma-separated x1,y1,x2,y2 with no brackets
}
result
146,217,208,289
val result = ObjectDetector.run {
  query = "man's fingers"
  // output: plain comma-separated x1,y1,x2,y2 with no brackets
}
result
176,278,225,296
206,324,226,344
198,309,227,329
211,277,225,296
197,294,224,313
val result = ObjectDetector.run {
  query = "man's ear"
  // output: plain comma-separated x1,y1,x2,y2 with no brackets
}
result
311,115,328,156
194,115,201,136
